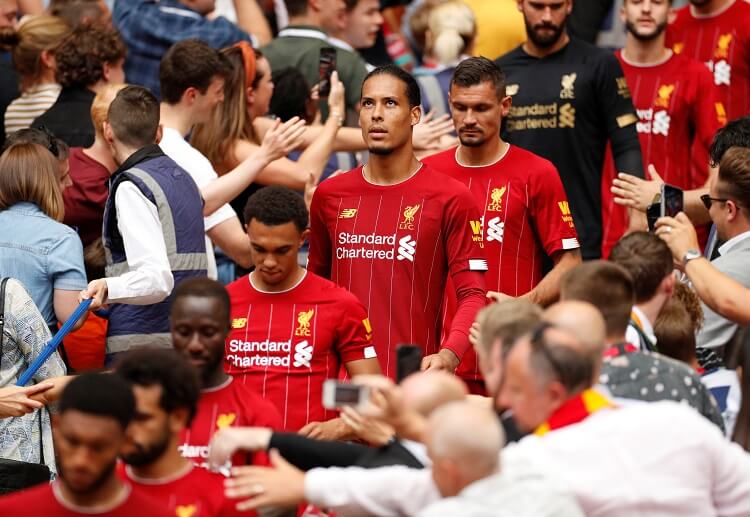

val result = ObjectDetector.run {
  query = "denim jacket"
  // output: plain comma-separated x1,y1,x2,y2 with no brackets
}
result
0,202,87,328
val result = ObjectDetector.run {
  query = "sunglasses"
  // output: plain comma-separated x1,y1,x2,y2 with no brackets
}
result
700,194,729,210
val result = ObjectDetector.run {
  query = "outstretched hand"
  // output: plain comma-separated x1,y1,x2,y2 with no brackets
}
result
611,164,664,213
413,110,455,151
258,116,307,162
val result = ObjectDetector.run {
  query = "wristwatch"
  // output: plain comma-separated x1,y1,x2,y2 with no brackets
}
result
682,248,702,267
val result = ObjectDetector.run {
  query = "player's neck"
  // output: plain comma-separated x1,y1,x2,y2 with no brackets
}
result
364,150,422,185
456,138,508,167
622,36,670,65
523,32,570,58
58,473,126,509
131,439,190,481
203,369,231,390
691,0,733,16
251,266,306,293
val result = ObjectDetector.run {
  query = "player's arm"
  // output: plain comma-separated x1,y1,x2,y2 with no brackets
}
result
307,185,333,278
596,52,646,232
524,249,581,306
425,189,487,371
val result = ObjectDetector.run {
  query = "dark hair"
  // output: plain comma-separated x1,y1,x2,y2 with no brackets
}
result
731,328,750,451
2,127,68,161
54,22,125,88
244,185,309,232
59,373,136,429
270,67,312,123
363,65,421,108
107,85,160,149
115,348,201,425
710,116,750,167
609,232,673,304
560,261,635,337
284,0,309,17
653,297,696,365
529,323,594,394
50,0,107,27
451,57,506,100
160,39,229,105
717,146,750,209
172,277,231,329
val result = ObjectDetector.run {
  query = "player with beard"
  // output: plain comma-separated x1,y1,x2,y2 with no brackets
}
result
169,280,281,466
666,0,750,122
496,0,644,260
600,0,725,256
422,57,581,393
0,373,166,516
308,65,487,379
116,349,249,517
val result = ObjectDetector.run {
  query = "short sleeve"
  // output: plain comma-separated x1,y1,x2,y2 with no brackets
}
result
334,294,376,364
204,202,236,231
443,185,488,275
49,230,87,291
529,161,580,256
251,396,282,430
307,186,333,278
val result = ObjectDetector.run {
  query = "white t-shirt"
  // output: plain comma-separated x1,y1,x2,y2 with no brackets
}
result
159,127,237,279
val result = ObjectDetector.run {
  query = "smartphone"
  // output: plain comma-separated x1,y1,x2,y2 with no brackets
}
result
396,345,422,383
660,184,684,218
318,47,337,98
322,380,369,410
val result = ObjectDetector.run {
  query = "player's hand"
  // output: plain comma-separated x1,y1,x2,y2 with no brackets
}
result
79,279,108,311
421,348,459,372
468,321,481,352
257,116,306,163
412,110,455,151
654,212,700,265
486,291,514,303
298,417,351,441
225,449,305,511
208,427,273,470
611,165,664,212
0,383,53,418
340,404,395,446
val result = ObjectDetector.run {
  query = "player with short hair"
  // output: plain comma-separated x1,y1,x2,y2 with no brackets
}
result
225,186,381,440
422,56,581,392
308,65,487,379
170,277,281,467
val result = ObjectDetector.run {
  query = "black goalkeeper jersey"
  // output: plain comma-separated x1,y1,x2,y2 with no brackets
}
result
496,37,643,259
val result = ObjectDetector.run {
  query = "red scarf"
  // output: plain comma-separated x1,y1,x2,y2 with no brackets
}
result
534,389,614,436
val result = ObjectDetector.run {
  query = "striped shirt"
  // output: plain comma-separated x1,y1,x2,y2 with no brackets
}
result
3,83,61,136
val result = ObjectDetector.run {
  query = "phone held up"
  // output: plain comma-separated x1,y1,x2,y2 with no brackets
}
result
318,47,337,98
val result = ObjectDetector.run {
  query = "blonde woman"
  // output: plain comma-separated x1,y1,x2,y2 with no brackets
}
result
0,142,86,331
1,15,70,135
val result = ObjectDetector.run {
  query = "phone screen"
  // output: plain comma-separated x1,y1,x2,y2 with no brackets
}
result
318,47,337,98
334,384,362,405
397,345,422,383
661,184,684,218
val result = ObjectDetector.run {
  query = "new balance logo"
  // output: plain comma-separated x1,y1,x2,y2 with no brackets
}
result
486,217,504,243
293,340,313,368
339,208,358,219
397,235,417,261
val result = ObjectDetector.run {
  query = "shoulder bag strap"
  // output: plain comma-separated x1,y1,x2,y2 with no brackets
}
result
0,277,8,370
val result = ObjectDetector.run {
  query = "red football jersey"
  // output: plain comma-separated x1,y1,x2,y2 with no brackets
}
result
600,51,724,257
119,463,248,517
225,271,376,431
307,165,487,379
423,145,580,381
0,481,168,516
666,0,750,121
179,377,281,467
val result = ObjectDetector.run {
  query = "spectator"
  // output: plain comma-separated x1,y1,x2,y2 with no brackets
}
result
62,82,123,248
496,0,644,259
732,328,750,451
608,231,675,351
412,0,475,117
158,39,304,278
112,0,268,99
2,14,70,135
0,0,20,150
560,260,725,430
0,373,167,515
115,348,251,516
0,278,65,475
31,22,126,147
654,295,741,436
418,401,584,517
169,278,281,468
328,0,383,70
80,86,208,362
48,0,111,27
261,0,367,119
191,43,342,220
0,141,86,331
